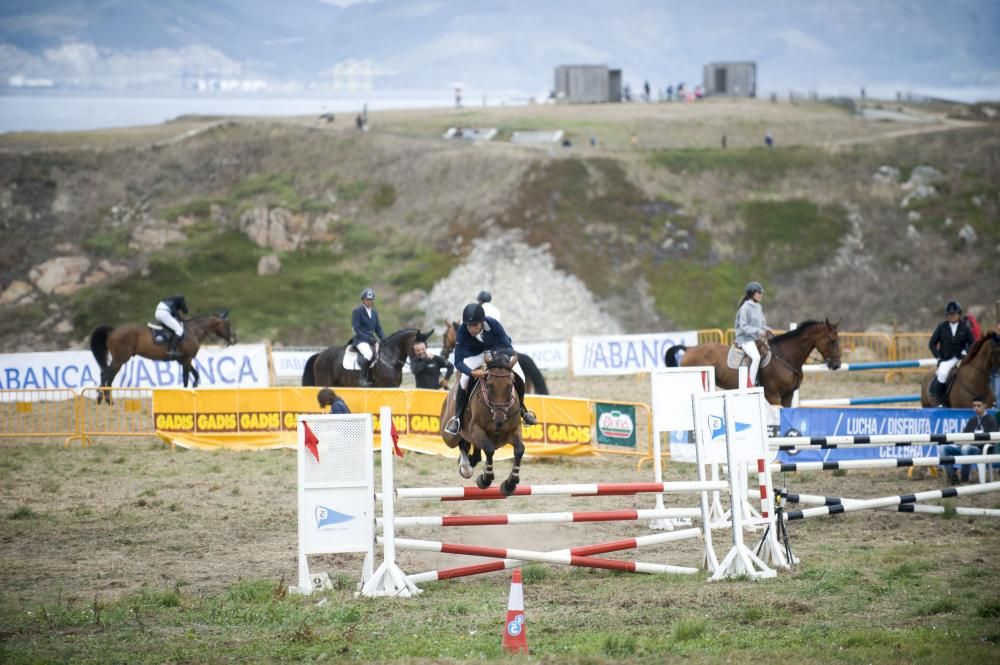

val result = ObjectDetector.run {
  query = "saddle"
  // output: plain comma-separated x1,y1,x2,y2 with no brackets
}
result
342,341,379,371
933,364,961,406
146,322,175,347
727,340,772,371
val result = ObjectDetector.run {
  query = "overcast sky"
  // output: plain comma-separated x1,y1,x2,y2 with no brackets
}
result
1,0,997,100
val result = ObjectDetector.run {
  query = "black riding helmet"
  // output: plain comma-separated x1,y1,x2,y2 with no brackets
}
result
462,303,486,325
945,301,962,314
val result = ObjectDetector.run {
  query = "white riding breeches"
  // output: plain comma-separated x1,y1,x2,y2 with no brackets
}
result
740,340,761,385
155,303,184,337
936,357,958,384
356,342,374,362
459,353,526,389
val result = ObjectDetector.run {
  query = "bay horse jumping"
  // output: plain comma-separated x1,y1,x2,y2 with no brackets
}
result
920,332,1000,408
665,319,842,407
441,320,548,394
90,311,236,404
301,328,430,388
439,351,525,495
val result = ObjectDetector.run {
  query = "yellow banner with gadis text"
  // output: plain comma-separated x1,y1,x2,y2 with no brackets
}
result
152,387,597,456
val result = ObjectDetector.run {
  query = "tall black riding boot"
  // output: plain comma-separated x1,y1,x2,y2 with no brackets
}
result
357,356,373,387
514,375,537,425
929,378,942,404
168,334,184,359
445,384,468,435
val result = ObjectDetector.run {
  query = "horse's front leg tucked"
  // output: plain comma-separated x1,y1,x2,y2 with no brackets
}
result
500,438,524,496
476,448,495,490
458,440,474,479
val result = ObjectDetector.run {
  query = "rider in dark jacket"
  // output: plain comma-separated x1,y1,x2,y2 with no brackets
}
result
928,300,975,402
351,287,384,386
445,303,537,434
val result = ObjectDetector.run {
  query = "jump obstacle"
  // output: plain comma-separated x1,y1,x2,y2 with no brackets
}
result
755,488,1000,518
290,369,1000,597
293,389,787,596
794,357,936,406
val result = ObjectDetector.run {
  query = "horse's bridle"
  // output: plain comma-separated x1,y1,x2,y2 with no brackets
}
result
478,368,516,420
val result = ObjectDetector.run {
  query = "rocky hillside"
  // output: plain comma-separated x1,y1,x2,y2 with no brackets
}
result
0,100,997,352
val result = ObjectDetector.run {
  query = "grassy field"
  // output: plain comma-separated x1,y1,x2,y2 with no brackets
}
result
1,372,998,664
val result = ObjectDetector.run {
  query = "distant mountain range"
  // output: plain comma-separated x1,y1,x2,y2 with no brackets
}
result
1,0,998,100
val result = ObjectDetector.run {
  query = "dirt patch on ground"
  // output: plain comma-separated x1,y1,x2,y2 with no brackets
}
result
1,372,993,609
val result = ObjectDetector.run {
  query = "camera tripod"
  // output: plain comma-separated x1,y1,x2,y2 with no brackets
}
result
755,488,795,566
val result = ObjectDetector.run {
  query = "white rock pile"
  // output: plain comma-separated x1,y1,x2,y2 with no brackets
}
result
421,231,623,341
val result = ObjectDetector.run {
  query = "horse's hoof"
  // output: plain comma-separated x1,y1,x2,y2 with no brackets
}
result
476,474,493,490
500,479,518,496
458,459,473,479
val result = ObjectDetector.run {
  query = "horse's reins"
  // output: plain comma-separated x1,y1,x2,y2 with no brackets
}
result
478,368,516,420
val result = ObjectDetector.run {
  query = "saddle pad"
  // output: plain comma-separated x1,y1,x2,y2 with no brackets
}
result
147,322,165,330
341,350,360,371
727,345,771,370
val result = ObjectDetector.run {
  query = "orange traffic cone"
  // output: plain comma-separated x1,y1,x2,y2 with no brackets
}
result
501,569,528,653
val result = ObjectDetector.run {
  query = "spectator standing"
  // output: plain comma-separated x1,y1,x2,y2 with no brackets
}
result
410,341,454,390
942,397,998,484
765,131,774,149
643,80,651,102
965,311,982,341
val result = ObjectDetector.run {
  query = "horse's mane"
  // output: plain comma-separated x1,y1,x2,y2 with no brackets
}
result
769,319,823,343
964,331,997,362
384,328,419,344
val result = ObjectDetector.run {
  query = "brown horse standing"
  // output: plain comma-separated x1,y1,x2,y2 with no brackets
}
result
439,352,525,495
920,332,1000,408
90,312,236,404
665,319,842,407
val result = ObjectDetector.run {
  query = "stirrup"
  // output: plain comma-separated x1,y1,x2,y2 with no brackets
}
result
444,416,461,435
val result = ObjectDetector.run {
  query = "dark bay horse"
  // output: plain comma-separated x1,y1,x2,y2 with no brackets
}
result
90,312,236,404
439,352,525,495
441,320,549,394
301,328,429,388
920,332,1000,408
665,319,842,407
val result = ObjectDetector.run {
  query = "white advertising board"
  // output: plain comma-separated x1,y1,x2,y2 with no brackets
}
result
515,342,569,370
571,331,699,376
0,344,271,396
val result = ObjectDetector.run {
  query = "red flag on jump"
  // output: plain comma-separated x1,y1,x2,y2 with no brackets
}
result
303,422,320,462
390,420,403,458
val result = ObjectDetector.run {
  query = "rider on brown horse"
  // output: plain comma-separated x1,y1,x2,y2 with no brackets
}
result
155,295,189,359
928,301,975,403
735,281,773,387
444,303,537,435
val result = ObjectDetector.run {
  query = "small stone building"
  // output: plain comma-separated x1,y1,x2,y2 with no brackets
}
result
554,65,622,103
702,62,757,97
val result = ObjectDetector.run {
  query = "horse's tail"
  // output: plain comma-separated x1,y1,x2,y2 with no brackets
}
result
518,353,548,395
664,344,687,367
302,353,318,386
90,326,113,371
